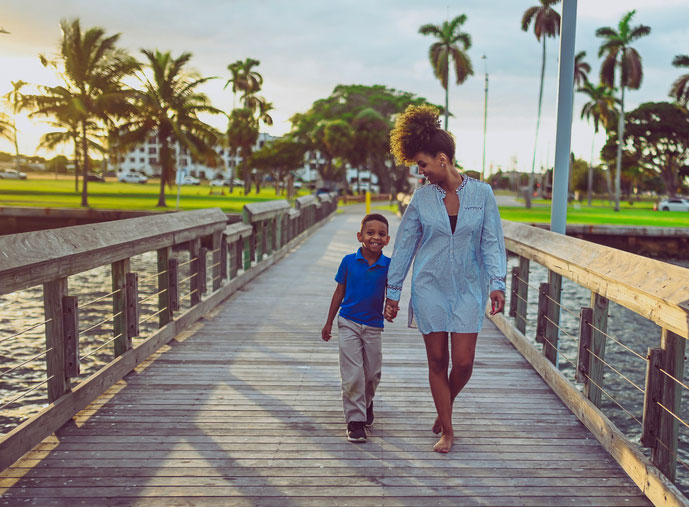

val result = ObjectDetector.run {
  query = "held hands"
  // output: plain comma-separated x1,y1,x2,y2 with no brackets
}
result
384,299,399,323
321,323,332,342
489,290,506,315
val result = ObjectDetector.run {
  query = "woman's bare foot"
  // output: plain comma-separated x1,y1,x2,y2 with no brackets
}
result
433,434,453,453
432,417,442,434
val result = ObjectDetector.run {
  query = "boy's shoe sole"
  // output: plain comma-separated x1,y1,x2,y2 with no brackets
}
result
346,428,367,443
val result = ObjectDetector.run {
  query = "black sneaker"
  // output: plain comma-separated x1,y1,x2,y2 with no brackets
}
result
365,402,374,427
346,421,367,443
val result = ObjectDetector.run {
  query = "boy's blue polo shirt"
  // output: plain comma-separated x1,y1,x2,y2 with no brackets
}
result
335,248,390,328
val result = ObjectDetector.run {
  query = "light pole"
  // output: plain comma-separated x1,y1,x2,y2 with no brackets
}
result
481,55,488,182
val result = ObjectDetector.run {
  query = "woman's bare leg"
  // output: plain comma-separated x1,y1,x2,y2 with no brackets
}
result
432,333,479,436
422,332,453,453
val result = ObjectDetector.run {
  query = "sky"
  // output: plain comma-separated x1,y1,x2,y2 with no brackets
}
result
1,0,688,174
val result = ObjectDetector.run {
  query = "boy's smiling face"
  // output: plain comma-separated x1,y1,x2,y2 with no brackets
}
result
357,219,390,254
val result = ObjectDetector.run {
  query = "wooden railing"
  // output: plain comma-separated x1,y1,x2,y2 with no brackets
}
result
0,194,337,470
493,220,689,506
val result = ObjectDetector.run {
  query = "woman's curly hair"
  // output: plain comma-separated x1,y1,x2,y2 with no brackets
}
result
389,105,455,166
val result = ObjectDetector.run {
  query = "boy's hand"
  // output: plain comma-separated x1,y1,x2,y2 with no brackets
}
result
384,299,399,322
321,324,332,342
489,290,505,315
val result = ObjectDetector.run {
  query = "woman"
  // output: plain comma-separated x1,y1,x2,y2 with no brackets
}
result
384,105,506,453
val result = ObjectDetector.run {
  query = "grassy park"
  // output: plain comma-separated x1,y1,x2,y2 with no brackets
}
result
0,177,307,214
3,177,684,227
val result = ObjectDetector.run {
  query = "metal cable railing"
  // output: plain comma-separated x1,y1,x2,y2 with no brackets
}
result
0,376,53,411
587,348,645,394
79,288,122,309
0,348,52,379
0,319,52,346
588,322,648,363
584,372,643,428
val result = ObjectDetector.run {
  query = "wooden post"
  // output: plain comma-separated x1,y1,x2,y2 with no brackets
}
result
112,259,131,357
543,271,561,365
243,235,252,271
652,329,686,482
576,307,593,384
585,293,609,407
229,240,238,279
516,257,529,335
212,232,222,291
642,347,664,449
199,246,208,296
536,282,549,345
62,296,79,378
157,247,171,328
43,278,70,401
255,221,264,261
220,234,228,282
189,238,201,306
509,267,518,318
126,272,139,339
167,257,179,312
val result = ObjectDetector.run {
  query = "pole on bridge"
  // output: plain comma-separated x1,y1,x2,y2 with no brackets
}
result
547,0,577,366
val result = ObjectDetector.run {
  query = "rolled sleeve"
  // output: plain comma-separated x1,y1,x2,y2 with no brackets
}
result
386,196,422,301
480,186,506,293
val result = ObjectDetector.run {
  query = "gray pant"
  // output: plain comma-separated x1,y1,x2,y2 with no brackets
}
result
337,316,382,423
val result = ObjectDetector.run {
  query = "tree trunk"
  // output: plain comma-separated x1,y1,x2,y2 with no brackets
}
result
528,37,548,210
12,120,20,172
588,134,594,206
614,82,626,212
80,122,89,207
157,138,170,208
73,137,80,193
444,55,450,130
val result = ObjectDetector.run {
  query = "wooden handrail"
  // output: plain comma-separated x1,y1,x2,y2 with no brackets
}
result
243,200,290,222
502,220,689,339
0,208,227,296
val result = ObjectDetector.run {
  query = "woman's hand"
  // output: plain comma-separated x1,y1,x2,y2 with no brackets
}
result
489,290,505,315
384,299,399,322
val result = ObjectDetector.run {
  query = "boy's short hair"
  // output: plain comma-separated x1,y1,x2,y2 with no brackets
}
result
361,213,389,232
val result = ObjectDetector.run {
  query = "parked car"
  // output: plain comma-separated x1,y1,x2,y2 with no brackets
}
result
179,175,200,185
118,172,148,184
210,178,230,187
86,173,105,182
654,197,689,211
0,169,27,179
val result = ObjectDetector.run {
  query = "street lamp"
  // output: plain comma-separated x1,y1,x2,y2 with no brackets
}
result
481,55,488,182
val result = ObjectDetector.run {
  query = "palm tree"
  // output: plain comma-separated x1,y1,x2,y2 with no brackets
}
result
579,81,618,205
670,54,689,106
3,80,27,172
521,0,560,208
225,58,262,108
38,19,135,206
573,51,591,89
24,85,89,191
121,49,222,207
0,112,12,143
419,14,474,130
596,9,651,211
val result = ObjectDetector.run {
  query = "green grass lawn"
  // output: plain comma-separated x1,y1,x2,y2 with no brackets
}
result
0,178,305,213
1,178,687,227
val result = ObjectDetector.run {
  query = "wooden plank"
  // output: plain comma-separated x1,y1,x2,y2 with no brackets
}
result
156,247,171,328
652,329,686,482
111,259,130,357
586,293,609,407
641,347,664,448
43,278,70,402
502,220,689,339
61,295,79,378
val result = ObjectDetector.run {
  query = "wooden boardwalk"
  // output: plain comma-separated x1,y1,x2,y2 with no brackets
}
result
1,206,652,506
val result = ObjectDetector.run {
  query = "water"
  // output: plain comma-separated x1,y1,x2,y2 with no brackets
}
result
506,254,689,492
1,249,687,492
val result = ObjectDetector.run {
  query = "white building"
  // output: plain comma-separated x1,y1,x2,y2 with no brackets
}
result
115,133,379,192
116,132,277,181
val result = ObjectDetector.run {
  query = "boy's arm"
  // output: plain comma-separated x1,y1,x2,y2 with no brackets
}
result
322,282,345,342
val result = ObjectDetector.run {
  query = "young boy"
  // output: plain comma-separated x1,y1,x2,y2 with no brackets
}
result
321,214,391,443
